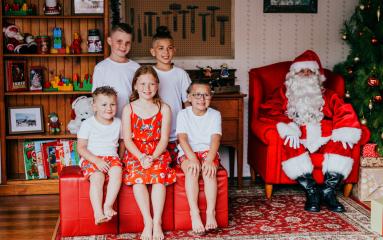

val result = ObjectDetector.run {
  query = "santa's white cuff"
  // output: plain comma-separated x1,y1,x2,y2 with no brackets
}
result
331,127,361,144
322,153,353,179
277,122,301,139
282,152,313,180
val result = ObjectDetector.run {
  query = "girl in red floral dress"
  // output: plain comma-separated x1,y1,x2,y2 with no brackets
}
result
122,65,175,240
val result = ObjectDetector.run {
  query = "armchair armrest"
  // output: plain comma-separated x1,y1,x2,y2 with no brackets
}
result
251,119,280,145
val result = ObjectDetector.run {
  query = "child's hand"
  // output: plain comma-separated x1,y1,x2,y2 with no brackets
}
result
188,160,201,177
202,161,217,178
95,158,110,173
139,154,153,169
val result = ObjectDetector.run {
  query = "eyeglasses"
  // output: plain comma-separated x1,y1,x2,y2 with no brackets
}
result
191,92,213,99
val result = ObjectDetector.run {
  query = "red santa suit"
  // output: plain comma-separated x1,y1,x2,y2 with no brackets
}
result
259,51,362,181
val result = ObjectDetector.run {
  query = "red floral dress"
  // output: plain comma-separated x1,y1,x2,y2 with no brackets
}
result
123,105,176,185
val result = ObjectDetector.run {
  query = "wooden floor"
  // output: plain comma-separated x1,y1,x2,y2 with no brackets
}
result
0,194,59,240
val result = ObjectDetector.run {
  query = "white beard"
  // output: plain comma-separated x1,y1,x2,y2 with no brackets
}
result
285,72,325,126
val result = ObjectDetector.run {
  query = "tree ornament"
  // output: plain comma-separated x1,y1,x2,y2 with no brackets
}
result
345,90,351,98
361,117,367,125
368,76,380,86
374,95,382,102
358,31,364,36
368,99,373,110
381,131,383,140
378,6,381,22
371,36,378,44
347,67,353,75
354,56,360,63
360,4,365,10
342,34,348,40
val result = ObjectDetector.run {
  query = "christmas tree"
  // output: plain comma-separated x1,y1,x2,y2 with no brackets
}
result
334,0,383,155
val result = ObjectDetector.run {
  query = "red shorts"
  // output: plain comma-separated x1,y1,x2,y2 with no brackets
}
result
80,156,122,179
177,150,220,167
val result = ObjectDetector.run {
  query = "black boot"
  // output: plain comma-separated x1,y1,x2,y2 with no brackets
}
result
296,174,321,212
322,172,345,213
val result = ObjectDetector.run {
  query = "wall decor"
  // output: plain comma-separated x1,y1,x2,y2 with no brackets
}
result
122,0,232,58
263,0,318,13
72,0,104,15
5,60,28,92
29,67,44,91
8,106,44,134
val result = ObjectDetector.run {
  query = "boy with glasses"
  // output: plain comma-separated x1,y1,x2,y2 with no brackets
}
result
176,81,222,234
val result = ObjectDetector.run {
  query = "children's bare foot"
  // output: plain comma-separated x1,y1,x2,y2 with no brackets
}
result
205,211,218,231
94,213,108,225
190,211,205,234
140,221,153,240
103,204,117,219
153,222,164,240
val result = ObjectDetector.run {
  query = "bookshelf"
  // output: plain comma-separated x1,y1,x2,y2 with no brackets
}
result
0,0,109,195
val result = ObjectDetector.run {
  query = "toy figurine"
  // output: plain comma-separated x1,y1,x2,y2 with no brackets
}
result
44,0,61,15
70,32,82,54
203,66,213,78
53,27,63,49
48,112,61,134
220,63,229,78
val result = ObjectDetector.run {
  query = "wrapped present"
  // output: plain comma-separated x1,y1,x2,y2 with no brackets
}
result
361,157,383,167
352,167,383,201
362,143,381,157
371,197,383,235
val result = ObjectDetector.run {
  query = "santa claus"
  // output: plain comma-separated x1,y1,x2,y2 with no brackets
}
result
259,50,362,213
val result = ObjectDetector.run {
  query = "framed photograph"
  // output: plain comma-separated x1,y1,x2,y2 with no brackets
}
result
264,0,318,13
72,0,104,15
8,106,44,134
29,67,44,91
5,60,28,92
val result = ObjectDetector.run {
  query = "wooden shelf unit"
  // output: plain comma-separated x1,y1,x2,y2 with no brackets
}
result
0,0,110,195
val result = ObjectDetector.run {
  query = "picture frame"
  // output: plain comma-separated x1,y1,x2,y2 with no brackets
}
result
263,0,318,13
29,67,44,91
8,106,44,134
72,0,104,15
5,60,28,92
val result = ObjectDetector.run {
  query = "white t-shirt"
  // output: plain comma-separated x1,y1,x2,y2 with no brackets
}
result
176,106,222,157
92,58,140,118
77,116,121,159
154,65,191,141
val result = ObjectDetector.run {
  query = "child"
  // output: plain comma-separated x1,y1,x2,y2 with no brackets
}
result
150,26,191,162
77,86,122,225
122,66,176,240
176,81,222,234
92,23,140,119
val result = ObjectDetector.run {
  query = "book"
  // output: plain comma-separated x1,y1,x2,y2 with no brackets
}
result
34,140,56,179
41,141,59,179
55,140,80,174
23,141,40,180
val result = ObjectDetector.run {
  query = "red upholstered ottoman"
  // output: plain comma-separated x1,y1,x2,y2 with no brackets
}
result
118,184,174,233
174,166,229,230
59,166,118,237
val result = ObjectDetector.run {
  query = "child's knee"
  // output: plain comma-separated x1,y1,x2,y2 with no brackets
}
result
90,171,105,183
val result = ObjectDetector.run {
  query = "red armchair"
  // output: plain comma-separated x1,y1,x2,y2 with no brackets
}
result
248,61,370,199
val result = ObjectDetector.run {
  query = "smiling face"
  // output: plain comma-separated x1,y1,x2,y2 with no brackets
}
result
150,38,175,67
187,83,212,115
107,30,132,62
93,94,117,122
134,73,159,101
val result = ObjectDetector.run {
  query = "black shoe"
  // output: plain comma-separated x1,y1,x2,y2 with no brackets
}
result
322,172,345,213
296,174,321,212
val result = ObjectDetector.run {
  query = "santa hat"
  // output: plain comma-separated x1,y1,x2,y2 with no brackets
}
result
289,50,326,81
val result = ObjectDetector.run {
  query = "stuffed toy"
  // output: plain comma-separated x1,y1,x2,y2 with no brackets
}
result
48,112,61,134
67,96,94,134
3,24,37,53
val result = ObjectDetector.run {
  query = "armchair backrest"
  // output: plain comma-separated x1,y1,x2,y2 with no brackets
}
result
248,61,345,122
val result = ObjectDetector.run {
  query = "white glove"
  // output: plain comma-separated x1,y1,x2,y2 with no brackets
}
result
284,135,300,149
341,141,354,150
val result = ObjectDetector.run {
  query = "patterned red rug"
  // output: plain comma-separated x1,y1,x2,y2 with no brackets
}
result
56,186,379,239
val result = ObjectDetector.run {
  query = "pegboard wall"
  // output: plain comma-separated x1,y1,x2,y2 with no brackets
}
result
122,0,232,58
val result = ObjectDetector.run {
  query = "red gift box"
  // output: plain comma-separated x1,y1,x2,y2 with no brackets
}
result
362,144,381,158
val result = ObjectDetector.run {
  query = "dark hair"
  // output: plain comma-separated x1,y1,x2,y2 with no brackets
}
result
186,81,212,94
152,26,173,42
110,23,132,35
93,86,118,98
130,65,161,106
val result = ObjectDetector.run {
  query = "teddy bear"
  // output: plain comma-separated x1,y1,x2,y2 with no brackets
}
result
3,24,37,54
67,96,94,134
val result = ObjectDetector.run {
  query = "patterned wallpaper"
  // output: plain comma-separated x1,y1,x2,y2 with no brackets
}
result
134,0,358,177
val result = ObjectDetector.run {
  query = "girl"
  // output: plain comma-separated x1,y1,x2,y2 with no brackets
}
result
150,26,191,163
122,65,176,240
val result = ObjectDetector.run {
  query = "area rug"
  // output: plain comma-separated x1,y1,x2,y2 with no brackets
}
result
55,186,380,239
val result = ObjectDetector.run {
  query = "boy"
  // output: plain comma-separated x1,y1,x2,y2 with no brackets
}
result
77,86,122,225
176,81,222,234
